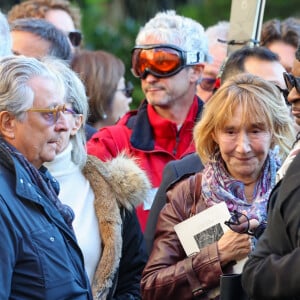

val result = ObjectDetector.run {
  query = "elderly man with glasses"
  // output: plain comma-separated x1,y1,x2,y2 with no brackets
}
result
87,10,210,232
242,43,300,299
0,55,92,299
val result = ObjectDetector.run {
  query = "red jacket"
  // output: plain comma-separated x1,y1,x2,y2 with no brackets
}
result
87,97,203,231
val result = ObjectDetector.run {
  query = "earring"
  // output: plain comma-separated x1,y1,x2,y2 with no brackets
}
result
102,113,107,120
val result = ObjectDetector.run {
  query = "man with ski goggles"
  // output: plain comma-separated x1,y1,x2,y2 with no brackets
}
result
131,44,207,79
87,10,210,232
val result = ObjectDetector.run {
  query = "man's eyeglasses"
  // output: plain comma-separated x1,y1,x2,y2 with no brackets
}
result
131,44,206,79
26,104,77,125
116,81,134,98
283,72,300,94
198,77,220,92
224,210,266,239
68,30,82,47
275,85,290,106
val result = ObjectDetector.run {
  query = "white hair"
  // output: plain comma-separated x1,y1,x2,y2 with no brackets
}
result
205,21,229,50
136,10,210,63
0,11,12,57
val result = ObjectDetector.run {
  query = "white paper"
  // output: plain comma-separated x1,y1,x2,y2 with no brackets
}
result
174,202,247,273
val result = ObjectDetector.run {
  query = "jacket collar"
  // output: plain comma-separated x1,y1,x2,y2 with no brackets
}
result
129,96,204,151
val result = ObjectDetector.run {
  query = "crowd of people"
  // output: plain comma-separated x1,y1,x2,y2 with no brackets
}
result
0,1,300,299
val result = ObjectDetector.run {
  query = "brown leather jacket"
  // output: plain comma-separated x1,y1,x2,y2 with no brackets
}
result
141,173,224,300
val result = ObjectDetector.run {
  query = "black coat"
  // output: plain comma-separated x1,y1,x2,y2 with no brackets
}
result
242,152,300,300
144,153,204,254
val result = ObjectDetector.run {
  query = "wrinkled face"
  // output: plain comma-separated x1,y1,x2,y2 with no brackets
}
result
287,59,300,126
111,77,132,123
11,30,51,59
10,76,68,168
213,105,272,184
139,37,203,109
54,103,82,155
267,40,296,73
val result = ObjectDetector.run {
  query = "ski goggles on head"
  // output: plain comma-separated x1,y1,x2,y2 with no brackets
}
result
131,44,206,79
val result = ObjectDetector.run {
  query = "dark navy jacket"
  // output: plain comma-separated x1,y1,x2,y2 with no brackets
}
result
0,151,92,299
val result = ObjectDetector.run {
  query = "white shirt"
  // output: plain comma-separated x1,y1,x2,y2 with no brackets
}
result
44,143,101,283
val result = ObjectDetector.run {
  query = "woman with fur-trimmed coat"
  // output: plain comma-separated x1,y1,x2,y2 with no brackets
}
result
43,59,150,299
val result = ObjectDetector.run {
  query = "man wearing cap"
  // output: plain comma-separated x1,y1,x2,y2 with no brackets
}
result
87,10,209,231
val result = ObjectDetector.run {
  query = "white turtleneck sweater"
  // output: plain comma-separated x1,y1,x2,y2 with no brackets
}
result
44,143,101,284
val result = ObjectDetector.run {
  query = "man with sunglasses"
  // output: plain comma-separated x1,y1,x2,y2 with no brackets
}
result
242,44,300,299
10,18,72,62
8,0,82,52
87,10,210,231
276,46,300,181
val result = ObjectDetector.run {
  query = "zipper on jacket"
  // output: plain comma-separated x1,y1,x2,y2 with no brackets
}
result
172,130,180,156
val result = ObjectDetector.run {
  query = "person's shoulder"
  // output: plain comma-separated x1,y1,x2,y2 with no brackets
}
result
271,152,300,209
164,153,204,189
284,151,300,178
169,153,202,170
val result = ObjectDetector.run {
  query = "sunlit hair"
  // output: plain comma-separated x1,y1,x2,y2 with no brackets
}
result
0,11,12,57
43,57,88,168
7,0,81,30
194,73,295,164
135,10,210,63
260,17,300,49
0,55,65,121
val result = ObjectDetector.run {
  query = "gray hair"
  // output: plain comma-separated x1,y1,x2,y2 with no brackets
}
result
0,55,65,120
0,11,12,57
10,18,72,62
43,58,88,168
135,10,210,63
205,21,229,50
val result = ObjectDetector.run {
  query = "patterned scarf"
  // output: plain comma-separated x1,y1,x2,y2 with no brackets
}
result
201,149,281,223
0,138,74,228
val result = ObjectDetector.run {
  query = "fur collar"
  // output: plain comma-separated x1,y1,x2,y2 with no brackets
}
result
83,154,150,299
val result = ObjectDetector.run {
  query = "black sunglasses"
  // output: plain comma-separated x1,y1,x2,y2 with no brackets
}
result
224,210,266,239
68,31,82,47
198,77,221,92
117,81,134,98
283,72,300,94
275,85,290,106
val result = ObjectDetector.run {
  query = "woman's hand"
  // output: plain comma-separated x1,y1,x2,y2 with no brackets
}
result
217,230,251,267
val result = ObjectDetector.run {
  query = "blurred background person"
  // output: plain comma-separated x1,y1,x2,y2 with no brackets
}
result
0,10,12,57
10,17,72,62
43,58,149,299
7,0,82,52
196,21,229,102
141,74,295,300
260,17,300,72
71,49,133,139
